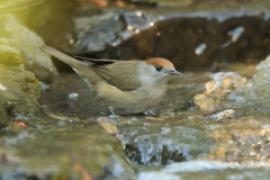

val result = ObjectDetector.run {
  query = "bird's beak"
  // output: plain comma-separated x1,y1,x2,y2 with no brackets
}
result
168,69,182,75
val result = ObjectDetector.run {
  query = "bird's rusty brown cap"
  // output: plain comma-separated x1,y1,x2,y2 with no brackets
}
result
145,57,175,69
145,57,181,75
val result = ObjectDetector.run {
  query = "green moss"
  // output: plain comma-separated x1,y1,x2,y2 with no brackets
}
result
0,38,25,66
0,14,57,80
0,65,40,125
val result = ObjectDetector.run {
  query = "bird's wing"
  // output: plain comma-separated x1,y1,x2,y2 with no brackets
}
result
72,55,119,65
92,61,143,91
72,56,143,90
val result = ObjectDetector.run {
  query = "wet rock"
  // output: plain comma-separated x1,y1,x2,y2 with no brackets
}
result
193,54,270,114
0,121,135,179
208,109,235,121
0,14,61,125
207,116,270,162
242,55,270,111
74,11,124,53
73,9,157,54
0,65,40,126
193,72,247,113
118,125,213,165
137,160,270,180
193,93,220,113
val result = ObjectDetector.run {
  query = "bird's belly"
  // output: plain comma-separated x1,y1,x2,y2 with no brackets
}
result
107,98,161,115
99,87,166,115
95,81,167,115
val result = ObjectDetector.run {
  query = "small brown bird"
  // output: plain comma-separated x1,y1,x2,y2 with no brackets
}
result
41,46,181,115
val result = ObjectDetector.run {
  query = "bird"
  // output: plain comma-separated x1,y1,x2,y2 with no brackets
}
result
41,45,181,115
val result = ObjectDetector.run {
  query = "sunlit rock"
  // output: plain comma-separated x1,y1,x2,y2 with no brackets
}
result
0,14,57,81
0,14,58,125
194,72,247,113
193,93,219,113
0,39,24,66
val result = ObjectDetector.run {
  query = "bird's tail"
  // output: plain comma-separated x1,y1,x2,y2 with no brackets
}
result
41,45,88,69
41,45,102,85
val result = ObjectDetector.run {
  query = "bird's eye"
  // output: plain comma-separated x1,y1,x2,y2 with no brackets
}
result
155,66,162,71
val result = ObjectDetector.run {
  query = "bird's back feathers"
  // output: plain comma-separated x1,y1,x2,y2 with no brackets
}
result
93,61,143,91
41,45,143,90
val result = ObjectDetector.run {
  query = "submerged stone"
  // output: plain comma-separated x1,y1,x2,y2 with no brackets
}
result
118,125,213,166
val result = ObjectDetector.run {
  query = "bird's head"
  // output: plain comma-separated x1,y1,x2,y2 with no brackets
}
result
145,57,180,75
139,57,181,84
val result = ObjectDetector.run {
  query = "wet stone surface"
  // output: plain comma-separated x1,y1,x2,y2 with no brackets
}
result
137,160,270,180
118,124,213,165
0,118,135,180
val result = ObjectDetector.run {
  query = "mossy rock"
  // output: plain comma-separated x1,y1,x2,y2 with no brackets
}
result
0,122,135,179
0,38,24,66
0,65,40,126
0,14,57,81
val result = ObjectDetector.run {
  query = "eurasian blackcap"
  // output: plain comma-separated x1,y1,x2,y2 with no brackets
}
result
41,45,181,115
